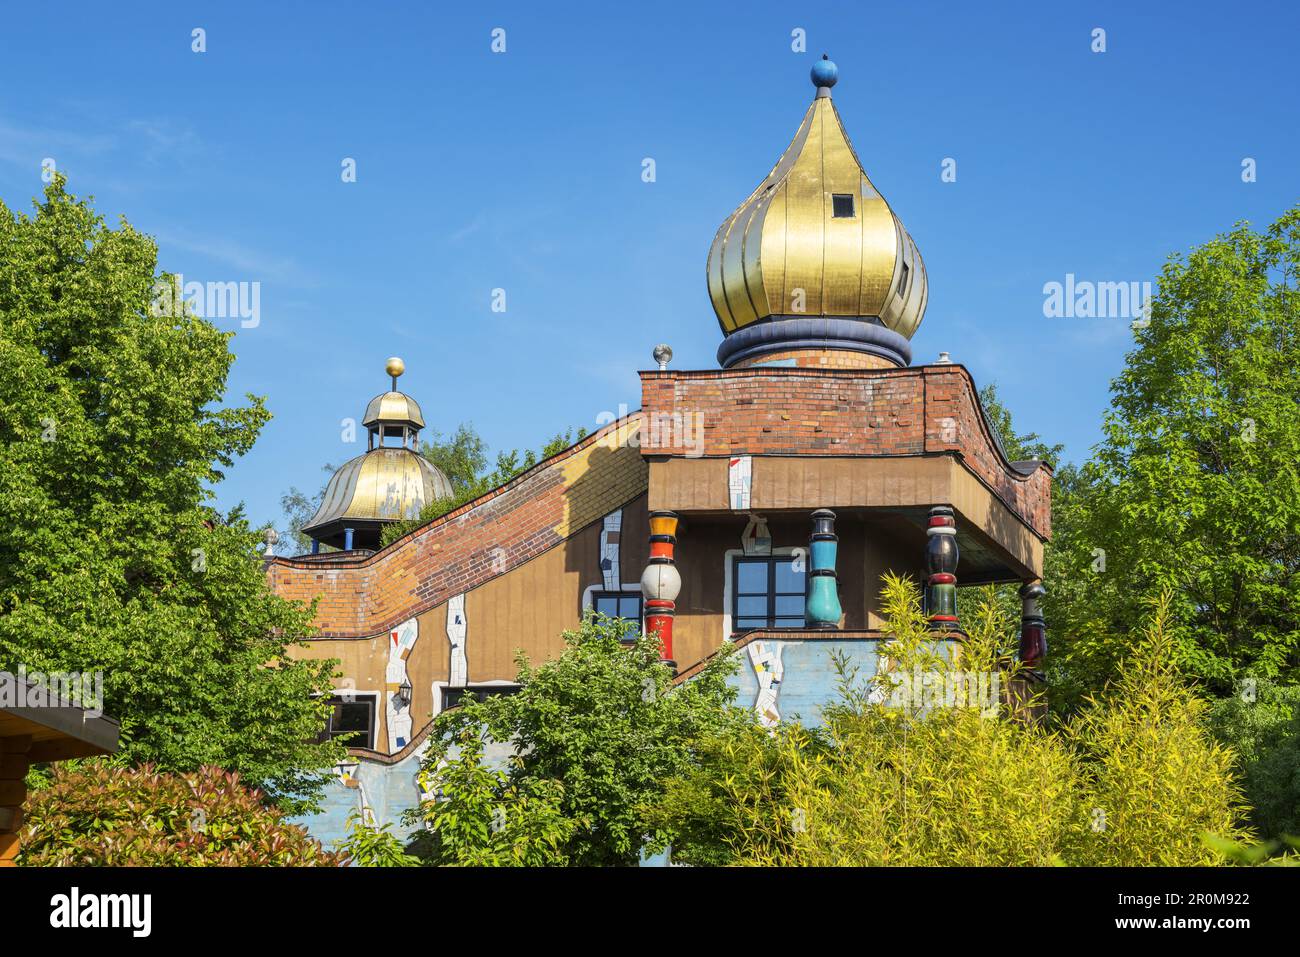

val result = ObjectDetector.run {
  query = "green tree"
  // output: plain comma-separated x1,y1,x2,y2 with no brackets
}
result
979,382,1065,467
406,613,748,866
407,728,576,866
0,178,341,811
1208,679,1300,841
1048,206,1300,703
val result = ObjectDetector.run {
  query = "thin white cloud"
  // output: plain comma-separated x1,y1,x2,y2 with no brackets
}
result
152,228,317,289
0,117,117,169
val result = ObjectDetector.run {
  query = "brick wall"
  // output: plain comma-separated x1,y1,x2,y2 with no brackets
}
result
267,417,648,638
640,364,1051,537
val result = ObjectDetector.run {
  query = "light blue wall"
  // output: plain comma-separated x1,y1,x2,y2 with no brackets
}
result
291,739,514,849
727,638,884,728
294,638,886,850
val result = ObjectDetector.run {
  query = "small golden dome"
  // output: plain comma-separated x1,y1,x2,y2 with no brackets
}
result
308,449,452,525
363,391,425,430
302,358,451,551
708,58,927,368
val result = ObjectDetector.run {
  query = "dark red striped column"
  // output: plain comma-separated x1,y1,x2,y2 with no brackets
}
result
925,505,961,633
1018,580,1047,676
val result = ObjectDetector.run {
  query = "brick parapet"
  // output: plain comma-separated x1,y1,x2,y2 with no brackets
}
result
639,364,1051,537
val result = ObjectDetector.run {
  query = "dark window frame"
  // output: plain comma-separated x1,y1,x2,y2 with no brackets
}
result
320,693,377,750
831,193,856,218
441,684,522,712
590,590,643,641
732,555,807,632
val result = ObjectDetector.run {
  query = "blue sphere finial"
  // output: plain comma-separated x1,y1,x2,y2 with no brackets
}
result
810,54,838,90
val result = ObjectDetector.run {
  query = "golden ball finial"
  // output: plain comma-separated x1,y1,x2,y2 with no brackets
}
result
385,356,405,379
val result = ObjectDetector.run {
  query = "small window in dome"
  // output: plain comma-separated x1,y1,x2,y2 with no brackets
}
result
898,260,910,299
831,194,855,218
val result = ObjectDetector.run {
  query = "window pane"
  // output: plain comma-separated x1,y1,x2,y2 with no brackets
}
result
334,701,371,734
618,597,641,619
775,560,805,594
774,617,805,628
832,194,855,218
775,595,805,617
736,618,767,630
736,561,768,594
737,596,768,618
595,597,618,617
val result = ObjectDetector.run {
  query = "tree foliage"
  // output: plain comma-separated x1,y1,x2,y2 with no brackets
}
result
334,810,421,867
654,576,1249,866
1047,207,1300,703
374,425,586,548
0,178,341,810
19,762,342,866
405,613,748,866
1208,678,1300,841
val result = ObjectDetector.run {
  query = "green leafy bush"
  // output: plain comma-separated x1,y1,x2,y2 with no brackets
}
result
335,810,420,867
405,612,746,866
1208,678,1300,840
19,762,342,866
407,728,577,866
655,576,1251,866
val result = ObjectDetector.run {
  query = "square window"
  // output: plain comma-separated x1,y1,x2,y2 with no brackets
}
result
732,555,810,632
591,591,642,641
832,194,855,218
898,260,910,299
320,695,375,750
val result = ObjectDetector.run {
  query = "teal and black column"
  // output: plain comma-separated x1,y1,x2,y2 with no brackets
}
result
806,509,842,629
925,506,961,632
1018,581,1047,676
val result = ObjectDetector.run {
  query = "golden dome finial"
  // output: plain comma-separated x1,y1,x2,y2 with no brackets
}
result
707,61,927,369
385,356,405,389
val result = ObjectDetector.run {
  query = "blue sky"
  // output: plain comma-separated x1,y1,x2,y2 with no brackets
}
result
2,1,1297,529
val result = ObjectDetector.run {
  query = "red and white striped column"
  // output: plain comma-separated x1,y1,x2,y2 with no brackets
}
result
641,510,681,673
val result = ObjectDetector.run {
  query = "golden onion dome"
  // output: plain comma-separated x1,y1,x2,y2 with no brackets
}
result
709,56,927,369
301,359,453,551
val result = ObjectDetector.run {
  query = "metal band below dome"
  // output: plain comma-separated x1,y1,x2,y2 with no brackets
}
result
716,317,913,369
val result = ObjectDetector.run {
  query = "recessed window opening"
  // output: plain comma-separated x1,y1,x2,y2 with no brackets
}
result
591,591,643,641
318,694,376,750
831,193,855,218
442,684,522,711
733,555,806,631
